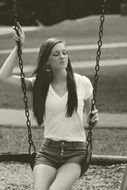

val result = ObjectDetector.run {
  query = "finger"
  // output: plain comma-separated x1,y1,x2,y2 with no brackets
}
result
12,24,22,36
12,28,20,38
91,112,99,119
88,109,98,116
91,114,98,120
13,30,19,38
13,34,20,41
16,22,22,32
91,109,98,114
90,116,99,124
89,110,98,120
12,26,18,34
91,117,99,122
13,37,19,42
90,120,98,128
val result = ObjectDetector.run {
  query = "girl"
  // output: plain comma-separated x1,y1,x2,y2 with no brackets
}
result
0,23,98,190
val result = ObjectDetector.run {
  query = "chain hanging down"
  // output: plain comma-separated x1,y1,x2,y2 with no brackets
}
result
12,0,36,169
83,0,106,174
12,0,106,173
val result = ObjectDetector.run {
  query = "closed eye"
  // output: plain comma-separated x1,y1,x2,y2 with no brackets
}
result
51,50,67,56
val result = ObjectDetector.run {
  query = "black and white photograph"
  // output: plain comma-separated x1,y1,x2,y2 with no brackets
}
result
0,0,127,189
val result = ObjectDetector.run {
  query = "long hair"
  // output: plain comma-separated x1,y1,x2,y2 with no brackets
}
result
33,38,78,126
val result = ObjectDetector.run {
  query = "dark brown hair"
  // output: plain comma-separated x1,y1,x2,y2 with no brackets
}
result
33,38,78,125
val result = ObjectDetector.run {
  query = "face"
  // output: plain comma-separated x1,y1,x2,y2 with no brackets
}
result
47,42,68,70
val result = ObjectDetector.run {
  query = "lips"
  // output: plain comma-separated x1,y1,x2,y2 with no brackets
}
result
60,60,66,63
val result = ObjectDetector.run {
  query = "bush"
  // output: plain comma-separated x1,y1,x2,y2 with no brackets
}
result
120,3,127,15
0,0,121,26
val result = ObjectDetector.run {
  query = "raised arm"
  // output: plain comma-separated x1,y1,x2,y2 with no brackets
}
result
0,23,33,91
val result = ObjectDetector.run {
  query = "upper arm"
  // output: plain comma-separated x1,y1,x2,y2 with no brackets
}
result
3,75,34,92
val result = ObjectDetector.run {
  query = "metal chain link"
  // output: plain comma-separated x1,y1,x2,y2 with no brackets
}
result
86,0,106,162
12,0,36,156
12,0,106,170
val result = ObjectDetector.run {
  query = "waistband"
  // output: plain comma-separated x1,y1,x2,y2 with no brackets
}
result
43,138,88,148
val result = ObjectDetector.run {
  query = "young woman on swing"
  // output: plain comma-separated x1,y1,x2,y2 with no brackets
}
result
0,23,98,190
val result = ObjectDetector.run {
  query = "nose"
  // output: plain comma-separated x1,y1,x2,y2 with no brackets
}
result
59,52,65,58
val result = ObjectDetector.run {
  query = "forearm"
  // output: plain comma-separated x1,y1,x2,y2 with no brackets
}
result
0,46,18,81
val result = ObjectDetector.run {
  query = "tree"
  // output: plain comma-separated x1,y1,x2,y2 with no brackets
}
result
0,0,121,26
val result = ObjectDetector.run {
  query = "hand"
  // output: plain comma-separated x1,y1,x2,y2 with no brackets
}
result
12,22,25,48
87,109,99,126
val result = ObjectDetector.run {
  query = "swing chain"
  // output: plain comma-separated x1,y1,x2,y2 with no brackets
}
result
12,0,36,155
12,0,106,171
86,0,106,159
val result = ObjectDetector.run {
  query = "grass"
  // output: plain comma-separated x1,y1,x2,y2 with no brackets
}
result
1,47,127,69
0,15,127,154
0,15,127,49
0,15,127,190
76,65,127,113
0,126,127,156
0,15,127,112
0,65,127,113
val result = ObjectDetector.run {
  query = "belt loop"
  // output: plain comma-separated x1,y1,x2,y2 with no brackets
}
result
44,138,51,145
48,138,51,145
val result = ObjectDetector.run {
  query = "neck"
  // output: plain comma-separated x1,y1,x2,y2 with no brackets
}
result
52,69,67,85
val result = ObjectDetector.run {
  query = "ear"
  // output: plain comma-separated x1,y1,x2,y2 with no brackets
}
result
46,63,51,72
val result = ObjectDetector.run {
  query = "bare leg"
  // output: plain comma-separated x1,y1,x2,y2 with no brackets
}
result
49,163,81,190
33,164,57,190
120,165,127,190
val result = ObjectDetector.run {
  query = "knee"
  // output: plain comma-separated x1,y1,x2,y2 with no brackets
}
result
49,183,70,190
49,185,60,190
49,186,55,190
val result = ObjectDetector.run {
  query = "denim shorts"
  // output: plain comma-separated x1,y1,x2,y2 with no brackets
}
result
34,138,88,174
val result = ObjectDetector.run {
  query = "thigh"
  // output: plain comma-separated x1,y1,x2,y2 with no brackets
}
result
120,165,127,190
49,163,81,190
33,164,57,190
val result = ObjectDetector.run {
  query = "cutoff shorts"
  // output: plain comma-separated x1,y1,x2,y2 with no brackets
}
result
34,138,88,174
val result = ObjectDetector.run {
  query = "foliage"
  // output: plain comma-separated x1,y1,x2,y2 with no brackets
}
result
0,0,121,26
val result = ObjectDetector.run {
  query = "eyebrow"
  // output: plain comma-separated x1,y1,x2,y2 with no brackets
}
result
51,49,67,52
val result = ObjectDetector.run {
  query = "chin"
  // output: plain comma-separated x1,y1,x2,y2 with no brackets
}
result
62,65,67,69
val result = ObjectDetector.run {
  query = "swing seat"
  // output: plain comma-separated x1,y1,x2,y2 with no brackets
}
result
29,152,37,170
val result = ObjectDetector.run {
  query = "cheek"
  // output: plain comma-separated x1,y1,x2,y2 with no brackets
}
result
48,57,58,67
48,56,58,63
